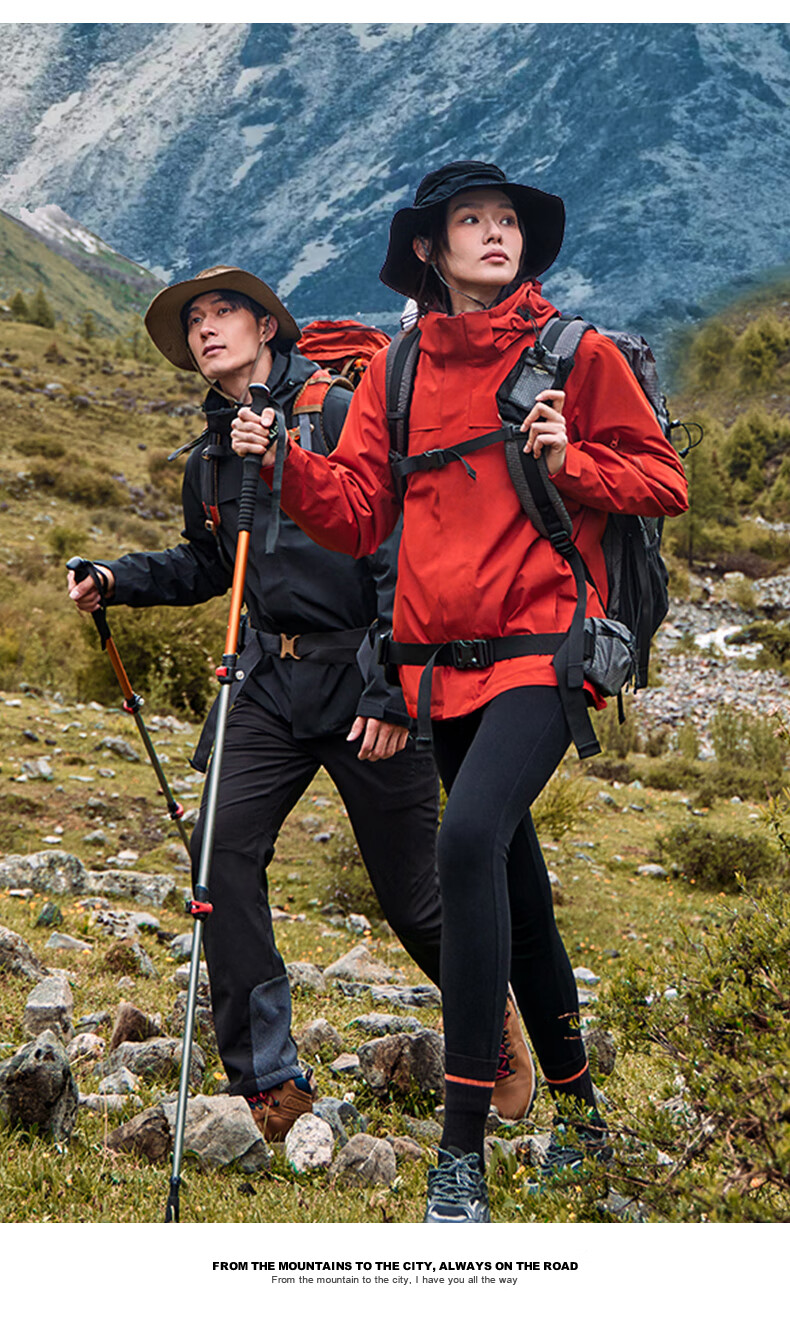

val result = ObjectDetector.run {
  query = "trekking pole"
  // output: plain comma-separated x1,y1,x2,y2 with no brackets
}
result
164,383,276,1223
66,557,191,852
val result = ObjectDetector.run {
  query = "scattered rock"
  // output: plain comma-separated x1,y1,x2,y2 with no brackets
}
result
329,1052,361,1077
86,869,178,908
106,1037,205,1088
573,967,600,986
75,1010,112,1034
638,863,667,878
94,736,140,762
357,1029,444,1098
313,1097,367,1148
323,943,402,985
44,932,92,953
0,924,49,981
285,1113,335,1173
173,961,209,993
21,758,53,780
35,901,63,928
80,1092,143,1115
109,1001,163,1052
96,1067,140,1095
296,1018,343,1060
0,1030,79,1139
103,939,156,979
387,1135,424,1163
336,982,441,1008
348,1012,423,1036
0,851,88,896
328,1133,397,1187
286,961,327,994
23,974,74,1043
68,1033,105,1067
104,1101,171,1161
169,932,193,959
161,1094,270,1173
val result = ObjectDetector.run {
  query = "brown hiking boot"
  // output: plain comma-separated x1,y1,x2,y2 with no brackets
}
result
491,989,537,1121
247,1074,314,1141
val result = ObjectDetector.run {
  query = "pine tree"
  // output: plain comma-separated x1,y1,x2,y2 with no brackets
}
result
28,286,56,329
9,290,29,320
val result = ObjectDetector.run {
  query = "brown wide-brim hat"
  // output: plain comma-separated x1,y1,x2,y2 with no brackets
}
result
379,160,565,301
144,265,301,372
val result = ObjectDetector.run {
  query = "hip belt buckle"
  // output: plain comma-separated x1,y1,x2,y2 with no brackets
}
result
450,638,494,669
280,633,301,660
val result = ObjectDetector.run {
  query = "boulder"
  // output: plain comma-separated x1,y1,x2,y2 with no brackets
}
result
296,1018,343,1060
323,943,403,984
285,1113,335,1173
107,1094,269,1173
328,1133,397,1187
357,1029,444,1098
313,1097,367,1148
0,851,88,896
23,974,74,1043
286,961,327,994
106,1036,205,1088
103,939,156,979
0,925,49,981
0,1030,79,1139
109,1001,162,1052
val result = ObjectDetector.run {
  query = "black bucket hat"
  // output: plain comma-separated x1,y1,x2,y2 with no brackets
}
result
379,160,565,300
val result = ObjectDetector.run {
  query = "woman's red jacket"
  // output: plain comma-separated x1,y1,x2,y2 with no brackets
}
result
274,282,689,723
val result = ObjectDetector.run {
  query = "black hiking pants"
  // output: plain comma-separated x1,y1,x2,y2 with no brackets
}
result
431,685,587,1095
190,694,441,1096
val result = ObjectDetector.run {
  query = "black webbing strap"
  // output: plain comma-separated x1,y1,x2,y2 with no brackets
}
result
379,632,565,749
385,327,423,501
191,625,369,771
264,406,290,555
390,424,518,483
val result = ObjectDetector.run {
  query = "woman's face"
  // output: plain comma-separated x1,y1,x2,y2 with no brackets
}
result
185,292,270,396
417,187,523,312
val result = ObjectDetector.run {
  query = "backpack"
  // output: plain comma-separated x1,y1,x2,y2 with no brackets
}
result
191,319,391,555
383,312,699,757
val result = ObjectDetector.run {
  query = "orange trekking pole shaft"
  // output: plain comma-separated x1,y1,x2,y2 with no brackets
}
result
66,556,191,851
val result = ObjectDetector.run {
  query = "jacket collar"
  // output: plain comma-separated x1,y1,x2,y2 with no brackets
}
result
417,281,559,362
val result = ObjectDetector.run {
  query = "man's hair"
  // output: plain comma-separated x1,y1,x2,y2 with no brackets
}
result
179,288,269,338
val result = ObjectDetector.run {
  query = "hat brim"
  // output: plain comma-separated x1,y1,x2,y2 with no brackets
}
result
144,267,301,372
379,182,565,301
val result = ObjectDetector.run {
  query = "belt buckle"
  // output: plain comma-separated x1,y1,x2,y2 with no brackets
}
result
451,638,491,670
280,633,301,660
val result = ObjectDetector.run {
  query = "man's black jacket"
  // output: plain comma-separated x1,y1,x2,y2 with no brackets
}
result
101,347,408,739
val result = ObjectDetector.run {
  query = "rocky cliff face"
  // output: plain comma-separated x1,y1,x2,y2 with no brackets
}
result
1,22,789,336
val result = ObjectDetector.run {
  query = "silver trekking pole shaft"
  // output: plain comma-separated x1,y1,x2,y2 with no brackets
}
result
165,384,275,1223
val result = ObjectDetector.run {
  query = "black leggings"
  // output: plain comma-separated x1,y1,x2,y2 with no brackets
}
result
432,686,586,1091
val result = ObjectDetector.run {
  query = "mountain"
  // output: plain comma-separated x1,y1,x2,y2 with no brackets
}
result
0,23,789,344
0,205,159,332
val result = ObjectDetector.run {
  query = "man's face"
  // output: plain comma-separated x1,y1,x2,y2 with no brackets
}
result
184,292,266,385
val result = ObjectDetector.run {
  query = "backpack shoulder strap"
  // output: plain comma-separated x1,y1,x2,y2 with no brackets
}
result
385,327,422,459
290,368,353,455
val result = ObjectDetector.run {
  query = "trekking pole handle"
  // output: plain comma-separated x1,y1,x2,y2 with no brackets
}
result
237,383,277,534
66,556,111,647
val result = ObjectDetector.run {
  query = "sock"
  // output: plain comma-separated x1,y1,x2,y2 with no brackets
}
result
440,1078,492,1166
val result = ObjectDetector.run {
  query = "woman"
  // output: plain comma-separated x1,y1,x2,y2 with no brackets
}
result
232,161,688,1221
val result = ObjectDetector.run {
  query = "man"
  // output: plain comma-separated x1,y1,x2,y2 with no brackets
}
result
68,266,535,1140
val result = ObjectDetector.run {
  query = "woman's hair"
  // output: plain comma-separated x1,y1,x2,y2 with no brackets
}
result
413,200,531,314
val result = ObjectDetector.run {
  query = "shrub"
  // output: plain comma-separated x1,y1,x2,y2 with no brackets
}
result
598,874,790,1220
734,315,789,387
28,286,56,330
74,602,219,719
28,460,125,508
709,705,786,785
532,768,589,841
592,703,640,758
13,434,66,460
655,822,778,891
686,319,735,389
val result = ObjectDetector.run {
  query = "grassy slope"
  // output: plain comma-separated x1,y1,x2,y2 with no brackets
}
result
0,211,158,335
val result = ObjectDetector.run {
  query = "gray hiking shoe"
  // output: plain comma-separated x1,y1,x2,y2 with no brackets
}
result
527,1120,613,1191
424,1149,491,1223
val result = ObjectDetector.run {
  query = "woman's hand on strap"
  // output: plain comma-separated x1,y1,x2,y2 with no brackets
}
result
520,389,567,476
231,405,279,468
